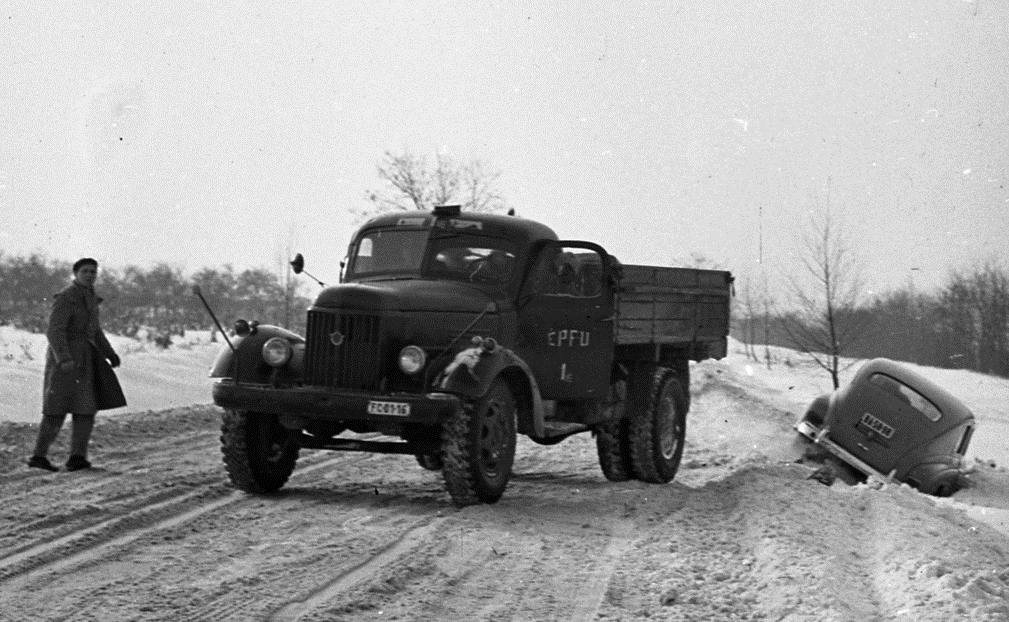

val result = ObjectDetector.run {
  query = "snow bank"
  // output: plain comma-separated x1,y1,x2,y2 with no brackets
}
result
722,338,1009,467
0,326,220,423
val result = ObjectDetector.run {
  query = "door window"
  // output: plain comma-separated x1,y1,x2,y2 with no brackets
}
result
430,245,516,283
531,246,604,297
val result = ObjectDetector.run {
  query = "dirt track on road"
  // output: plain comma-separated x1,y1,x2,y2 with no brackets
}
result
2,364,1007,621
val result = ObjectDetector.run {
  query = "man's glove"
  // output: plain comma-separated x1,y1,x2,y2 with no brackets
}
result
108,352,121,368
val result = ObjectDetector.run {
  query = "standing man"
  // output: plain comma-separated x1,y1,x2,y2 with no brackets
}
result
28,258,126,472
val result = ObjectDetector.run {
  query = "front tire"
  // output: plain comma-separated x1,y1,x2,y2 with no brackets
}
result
221,409,300,493
628,368,688,484
442,379,517,507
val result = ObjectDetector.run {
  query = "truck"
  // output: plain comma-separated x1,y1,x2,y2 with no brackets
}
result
206,205,733,506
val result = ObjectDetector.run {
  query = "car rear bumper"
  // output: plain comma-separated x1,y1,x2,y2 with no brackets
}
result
212,380,461,425
796,420,893,484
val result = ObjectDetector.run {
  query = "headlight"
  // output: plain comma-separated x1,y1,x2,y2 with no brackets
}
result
398,345,427,375
262,337,293,367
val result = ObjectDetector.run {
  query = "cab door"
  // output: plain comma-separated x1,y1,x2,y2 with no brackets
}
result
514,241,615,401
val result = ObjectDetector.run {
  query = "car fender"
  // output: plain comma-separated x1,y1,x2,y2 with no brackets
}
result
802,394,831,427
209,324,305,383
438,339,546,437
903,457,964,496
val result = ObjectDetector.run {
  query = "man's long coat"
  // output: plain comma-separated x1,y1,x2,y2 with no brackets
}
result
42,283,126,416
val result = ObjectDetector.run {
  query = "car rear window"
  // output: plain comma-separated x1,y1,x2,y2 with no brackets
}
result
868,373,942,422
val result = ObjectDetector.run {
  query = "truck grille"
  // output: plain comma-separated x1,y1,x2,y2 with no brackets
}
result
304,310,385,390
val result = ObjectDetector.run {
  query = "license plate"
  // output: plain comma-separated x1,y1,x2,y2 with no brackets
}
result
367,400,411,416
860,412,894,438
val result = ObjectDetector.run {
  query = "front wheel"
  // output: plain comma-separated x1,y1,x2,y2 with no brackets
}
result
220,409,300,493
628,368,688,484
442,379,517,506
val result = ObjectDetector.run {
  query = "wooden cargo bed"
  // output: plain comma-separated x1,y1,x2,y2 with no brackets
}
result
615,265,732,353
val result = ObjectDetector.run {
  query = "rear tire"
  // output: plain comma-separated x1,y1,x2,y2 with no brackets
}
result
221,409,300,493
628,368,688,484
442,379,517,507
595,379,633,482
926,472,962,498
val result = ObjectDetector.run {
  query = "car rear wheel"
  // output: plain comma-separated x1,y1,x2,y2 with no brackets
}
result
926,472,962,498
220,409,300,493
442,379,517,506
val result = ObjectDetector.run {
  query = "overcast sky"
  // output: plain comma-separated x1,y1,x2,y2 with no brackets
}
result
2,0,1006,298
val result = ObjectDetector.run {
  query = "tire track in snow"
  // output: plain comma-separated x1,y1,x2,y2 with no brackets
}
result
269,516,448,622
0,454,351,587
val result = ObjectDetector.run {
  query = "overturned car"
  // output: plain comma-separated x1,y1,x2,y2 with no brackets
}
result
796,358,975,497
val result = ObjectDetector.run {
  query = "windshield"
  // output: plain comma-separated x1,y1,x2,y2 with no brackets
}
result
348,229,428,277
428,236,517,284
346,228,518,284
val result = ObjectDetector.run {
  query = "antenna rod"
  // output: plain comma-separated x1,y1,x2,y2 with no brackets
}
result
193,285,236,352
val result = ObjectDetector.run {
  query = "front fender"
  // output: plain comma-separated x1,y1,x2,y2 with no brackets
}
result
209,324,305,383
438,339,546,437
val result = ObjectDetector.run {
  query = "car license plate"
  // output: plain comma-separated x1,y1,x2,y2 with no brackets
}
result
367,400,411,416
860,412,894,438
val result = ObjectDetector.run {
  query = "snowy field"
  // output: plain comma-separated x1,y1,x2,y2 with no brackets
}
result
0,326,219,424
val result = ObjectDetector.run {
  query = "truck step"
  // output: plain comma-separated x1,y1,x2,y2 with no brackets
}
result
540,421,589,438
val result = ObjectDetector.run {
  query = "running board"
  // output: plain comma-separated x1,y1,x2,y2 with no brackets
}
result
541,421,589,437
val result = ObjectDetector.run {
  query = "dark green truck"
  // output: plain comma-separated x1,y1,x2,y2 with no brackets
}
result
208,205,732,506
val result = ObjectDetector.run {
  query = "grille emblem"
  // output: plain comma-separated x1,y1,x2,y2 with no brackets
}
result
329,329,345,346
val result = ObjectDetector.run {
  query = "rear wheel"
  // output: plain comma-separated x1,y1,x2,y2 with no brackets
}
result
926,472,962,498
595,379,633,482
220,410,300,493
442,379,517,506
628,368,688,484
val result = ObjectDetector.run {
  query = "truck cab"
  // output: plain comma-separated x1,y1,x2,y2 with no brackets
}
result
312,204,614,403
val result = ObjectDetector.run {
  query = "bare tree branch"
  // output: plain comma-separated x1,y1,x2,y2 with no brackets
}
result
358,148,508,222
780,180,870,388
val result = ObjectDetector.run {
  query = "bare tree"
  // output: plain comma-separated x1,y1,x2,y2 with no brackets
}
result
780,184,869,388
936,259,1009,375
358,149,507,222
459,159,506,213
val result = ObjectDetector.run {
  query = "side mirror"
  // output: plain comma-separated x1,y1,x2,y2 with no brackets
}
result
290,253,305,275
289,253,325,287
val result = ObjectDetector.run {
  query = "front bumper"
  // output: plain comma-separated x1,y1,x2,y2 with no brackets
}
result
212,380,461,425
